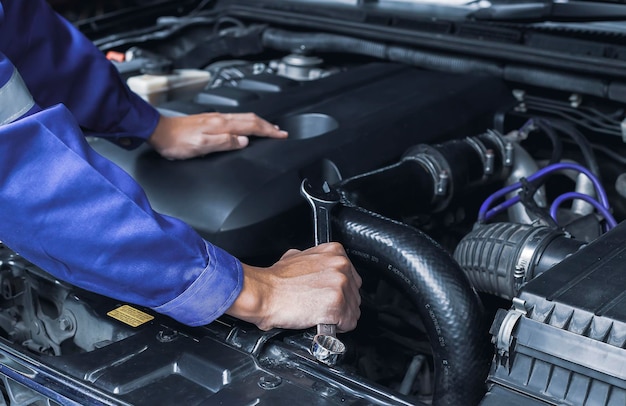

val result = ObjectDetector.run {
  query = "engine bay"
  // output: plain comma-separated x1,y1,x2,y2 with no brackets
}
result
2,0,626,405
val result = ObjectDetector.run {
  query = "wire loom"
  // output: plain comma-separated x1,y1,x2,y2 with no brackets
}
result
477,161,616,230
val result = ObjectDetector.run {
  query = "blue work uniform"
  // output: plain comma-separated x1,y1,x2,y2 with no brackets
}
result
0,0,242,326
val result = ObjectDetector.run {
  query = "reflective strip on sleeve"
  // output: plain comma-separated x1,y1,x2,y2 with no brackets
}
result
0,69,35,125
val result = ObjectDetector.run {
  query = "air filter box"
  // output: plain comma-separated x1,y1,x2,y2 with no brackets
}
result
482,221,626,406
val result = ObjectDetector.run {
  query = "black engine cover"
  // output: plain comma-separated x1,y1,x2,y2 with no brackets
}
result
91,62,512,262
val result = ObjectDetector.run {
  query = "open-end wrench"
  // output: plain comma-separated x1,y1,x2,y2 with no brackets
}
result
300,178,347,366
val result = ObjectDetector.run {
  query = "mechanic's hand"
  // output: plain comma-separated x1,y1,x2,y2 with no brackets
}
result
148,113,288,160
226,242,362,332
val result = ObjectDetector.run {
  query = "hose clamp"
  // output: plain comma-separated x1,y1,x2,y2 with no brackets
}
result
464,136,490,177
483,129,510,167
494,305,525,370
404,144,452,211
465,130,511,180
514,226,557,290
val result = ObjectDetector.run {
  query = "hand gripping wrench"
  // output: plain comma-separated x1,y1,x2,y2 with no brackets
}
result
300,178,347,366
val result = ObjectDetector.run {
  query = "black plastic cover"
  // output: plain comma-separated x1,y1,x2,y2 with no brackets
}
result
91,63,511,262
483,220,626,406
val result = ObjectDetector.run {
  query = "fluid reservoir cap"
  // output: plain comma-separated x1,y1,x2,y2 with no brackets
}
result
282,53,323,68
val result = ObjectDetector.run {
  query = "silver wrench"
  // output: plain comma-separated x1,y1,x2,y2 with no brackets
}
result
300,178,347,366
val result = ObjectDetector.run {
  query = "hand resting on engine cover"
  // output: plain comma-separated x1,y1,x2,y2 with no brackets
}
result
149,112,288,160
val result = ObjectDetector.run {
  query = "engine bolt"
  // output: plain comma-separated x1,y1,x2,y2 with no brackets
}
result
504,142,514,167
258,375,282,390
484,150,495,175
58,316,73,331
436,171,449,196
156,328,178,343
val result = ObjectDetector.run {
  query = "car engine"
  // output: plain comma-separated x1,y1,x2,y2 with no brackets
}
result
2,0,626,405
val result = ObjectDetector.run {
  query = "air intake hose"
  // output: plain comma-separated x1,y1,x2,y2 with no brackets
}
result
333,205,492,406
454,222,585,299
338,131,512,218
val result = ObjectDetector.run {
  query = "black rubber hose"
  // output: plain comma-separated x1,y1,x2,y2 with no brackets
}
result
262,28,388,58
333,205,492,406
503,65,609,99
535,118,564,165
386,46,503,76
547,119,601,179
336,159,437,220
337,133,510,221
262,28,502,76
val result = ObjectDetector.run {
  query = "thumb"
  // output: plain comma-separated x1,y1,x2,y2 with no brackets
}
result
280,248,302,259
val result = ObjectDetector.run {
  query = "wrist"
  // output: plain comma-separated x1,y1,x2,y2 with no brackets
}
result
147,115,168,148
225,263,269,329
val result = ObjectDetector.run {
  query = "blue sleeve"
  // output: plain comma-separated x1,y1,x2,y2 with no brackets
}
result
0,53,243,326
0,0,159,149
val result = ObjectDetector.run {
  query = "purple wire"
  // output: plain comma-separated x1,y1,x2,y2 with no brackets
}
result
485,195,521,220
478,183,526,222
550,192,617,229
478,162,609,223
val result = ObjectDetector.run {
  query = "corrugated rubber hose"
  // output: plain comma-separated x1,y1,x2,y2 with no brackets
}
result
333,205,492,406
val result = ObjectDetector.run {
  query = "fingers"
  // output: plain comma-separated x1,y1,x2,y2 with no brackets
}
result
334,253,362,332
149,113,288,160
217,113,288,139
229,243,363,333
194,133,249,154
192,113,287,154
312,243,362,293
299,243,362,332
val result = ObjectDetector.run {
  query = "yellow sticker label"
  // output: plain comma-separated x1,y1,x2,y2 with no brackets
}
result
107,305,154,327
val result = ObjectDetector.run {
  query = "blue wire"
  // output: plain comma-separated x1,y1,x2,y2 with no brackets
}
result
484,195,521,221
550,192,617,229
478,162,610,223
